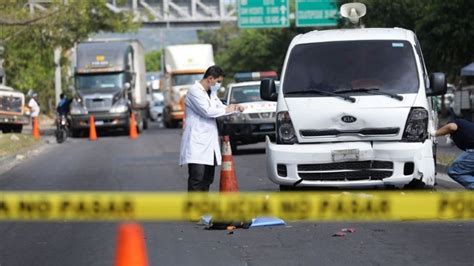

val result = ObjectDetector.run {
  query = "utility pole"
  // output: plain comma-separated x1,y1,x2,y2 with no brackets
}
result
54,47,62,107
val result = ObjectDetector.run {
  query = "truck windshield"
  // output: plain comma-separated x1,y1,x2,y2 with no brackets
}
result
230,84,280,104
75,73,124,91
283,40,419,97
172,74,203,86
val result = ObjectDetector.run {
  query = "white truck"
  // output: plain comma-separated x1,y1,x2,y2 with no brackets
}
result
161,44,214,128
260,3,447,190
0,66,29,133
70,39,148,136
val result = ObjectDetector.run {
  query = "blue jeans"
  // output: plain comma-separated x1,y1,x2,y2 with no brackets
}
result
447,149,474,189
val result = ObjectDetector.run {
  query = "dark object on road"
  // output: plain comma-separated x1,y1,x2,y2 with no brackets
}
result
341,228,356,233
332,232,346,237
206,221,251,230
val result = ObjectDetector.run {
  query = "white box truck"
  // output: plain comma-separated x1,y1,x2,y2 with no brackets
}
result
162,44,214,128
260,3,447,190
70,39,148,136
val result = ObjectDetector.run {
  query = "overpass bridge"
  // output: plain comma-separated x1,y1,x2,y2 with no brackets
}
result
28,0,238,28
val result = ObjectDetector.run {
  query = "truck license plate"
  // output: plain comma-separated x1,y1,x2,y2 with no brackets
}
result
331,149,359,162
95,120,104,126
260,124,274,130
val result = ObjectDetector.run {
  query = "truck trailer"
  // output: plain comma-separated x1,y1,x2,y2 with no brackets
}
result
70,39,148,136
162,44,214,128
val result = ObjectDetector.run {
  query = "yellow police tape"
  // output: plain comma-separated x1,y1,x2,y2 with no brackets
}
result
0,191,472,222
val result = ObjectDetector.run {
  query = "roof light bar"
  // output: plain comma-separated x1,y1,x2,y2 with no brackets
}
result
234,71,278,82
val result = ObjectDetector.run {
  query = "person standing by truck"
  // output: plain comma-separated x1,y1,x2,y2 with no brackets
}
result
27,92,40,127
432,119,474,189
179,66,244,191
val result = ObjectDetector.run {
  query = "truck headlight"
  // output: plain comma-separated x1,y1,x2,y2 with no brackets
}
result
70,99,88,115
402,107,428,142
277,111,297,144
110,99,129,113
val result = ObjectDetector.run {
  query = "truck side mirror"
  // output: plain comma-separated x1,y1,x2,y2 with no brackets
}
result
260,78,278,101
427,72,447,96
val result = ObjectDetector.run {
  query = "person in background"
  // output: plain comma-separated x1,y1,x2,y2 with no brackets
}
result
27,92,40,127
56,93,71,115
179,66,244,191
432,118,474,189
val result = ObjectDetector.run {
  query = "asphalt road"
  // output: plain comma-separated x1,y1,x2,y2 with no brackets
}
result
0,122,472,266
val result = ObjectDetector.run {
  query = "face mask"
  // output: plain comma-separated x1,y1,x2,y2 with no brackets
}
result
211,82,221,93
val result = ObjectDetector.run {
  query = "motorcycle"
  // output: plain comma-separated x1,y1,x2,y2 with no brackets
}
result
55,113,69,143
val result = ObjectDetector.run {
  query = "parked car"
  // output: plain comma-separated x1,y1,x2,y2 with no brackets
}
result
217,71,279,151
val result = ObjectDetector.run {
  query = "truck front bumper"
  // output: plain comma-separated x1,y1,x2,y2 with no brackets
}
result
171,111,184,120
70,113,129,129
0,114,29,125
265,137,435,188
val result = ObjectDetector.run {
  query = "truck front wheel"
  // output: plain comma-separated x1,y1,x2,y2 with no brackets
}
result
12,125,23,133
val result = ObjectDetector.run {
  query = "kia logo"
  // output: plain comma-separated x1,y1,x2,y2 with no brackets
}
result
341,115,357,123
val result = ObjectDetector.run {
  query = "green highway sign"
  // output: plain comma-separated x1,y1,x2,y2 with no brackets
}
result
238,0,289,28
296,0,339,27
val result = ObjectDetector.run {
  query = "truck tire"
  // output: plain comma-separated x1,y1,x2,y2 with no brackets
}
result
71,129,83,138
163,108,172,128
12,125,23,133
143,117,148,130
2,125,12,133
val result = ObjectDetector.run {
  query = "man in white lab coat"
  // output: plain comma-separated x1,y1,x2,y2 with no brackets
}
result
27,92,40,127
179,66,243,191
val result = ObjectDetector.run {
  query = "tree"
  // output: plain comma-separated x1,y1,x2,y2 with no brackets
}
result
0,0,139,112
338,0,474,80
198,23,307,80
145,50,162,72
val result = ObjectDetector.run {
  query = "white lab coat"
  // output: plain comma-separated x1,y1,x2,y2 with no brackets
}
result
179,81,226,166
28,98,40,117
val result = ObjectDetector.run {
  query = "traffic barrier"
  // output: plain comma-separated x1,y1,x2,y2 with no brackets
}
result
89,115,97,141
32,117,40,139
0,191,472,222
129,112,138,139
115,223,148,266
219,135,239,192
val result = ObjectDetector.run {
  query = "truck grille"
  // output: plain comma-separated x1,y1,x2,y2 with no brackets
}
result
84,98,113,111
0,95,22,113
248,112,275,119
298,160,393,181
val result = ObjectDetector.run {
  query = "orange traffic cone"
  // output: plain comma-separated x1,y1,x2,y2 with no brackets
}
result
115,223,148,266
32,117,40,139
219,135,239,192
129,112,138,139
89,115,97,141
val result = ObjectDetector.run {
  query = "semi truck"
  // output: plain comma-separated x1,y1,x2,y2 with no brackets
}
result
70,39,148,136
161,44,214,128
0,65,29,133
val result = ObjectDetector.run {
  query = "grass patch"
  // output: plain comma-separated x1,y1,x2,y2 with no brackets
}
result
437,153,457,166
0,134,40,157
